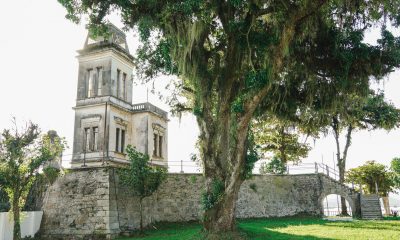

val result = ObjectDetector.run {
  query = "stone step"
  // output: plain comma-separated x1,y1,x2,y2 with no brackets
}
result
360,194,382,220
362,216,383,219
362,216,383,218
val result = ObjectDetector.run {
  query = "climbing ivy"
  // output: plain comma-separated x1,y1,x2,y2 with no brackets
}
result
201,179,224,210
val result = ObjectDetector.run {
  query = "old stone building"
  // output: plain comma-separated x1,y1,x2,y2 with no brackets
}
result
71,24,168,168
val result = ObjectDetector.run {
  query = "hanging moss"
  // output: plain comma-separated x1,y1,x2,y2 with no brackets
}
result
242,129,260,179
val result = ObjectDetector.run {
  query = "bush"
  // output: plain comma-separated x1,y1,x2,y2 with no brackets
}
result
260,156,286,174
0,188,10,212
43,166,61,184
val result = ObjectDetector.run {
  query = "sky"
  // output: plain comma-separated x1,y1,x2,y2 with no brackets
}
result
1,0,400,181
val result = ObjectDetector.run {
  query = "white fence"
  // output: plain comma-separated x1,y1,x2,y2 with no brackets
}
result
0,211,43,240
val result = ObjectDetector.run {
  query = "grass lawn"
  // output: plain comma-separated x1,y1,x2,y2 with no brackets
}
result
117,217,400,240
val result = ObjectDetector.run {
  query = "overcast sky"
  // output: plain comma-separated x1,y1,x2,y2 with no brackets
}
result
1,1,399,179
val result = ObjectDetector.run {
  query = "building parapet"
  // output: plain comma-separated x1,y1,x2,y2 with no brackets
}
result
132,102,168,120
75,97,168,119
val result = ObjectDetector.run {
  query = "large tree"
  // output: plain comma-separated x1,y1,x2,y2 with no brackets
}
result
327,91,400,215
0,121,65,240
59,0,400,234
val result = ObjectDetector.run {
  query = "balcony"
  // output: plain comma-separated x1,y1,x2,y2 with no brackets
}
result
132,102,168,120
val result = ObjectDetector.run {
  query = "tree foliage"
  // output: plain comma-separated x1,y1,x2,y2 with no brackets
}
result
0,121,65,240
0,189,10,212
253,117,311,164
346,161,395,196
391,157,400,188
58,0,400,232
118,145,166,231
260,156,287,175
326,91,399,214
328,91,400,177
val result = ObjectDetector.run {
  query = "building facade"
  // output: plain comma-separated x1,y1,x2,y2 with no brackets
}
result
71,24,168,168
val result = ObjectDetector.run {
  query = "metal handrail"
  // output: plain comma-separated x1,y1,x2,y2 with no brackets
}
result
61,155,352,187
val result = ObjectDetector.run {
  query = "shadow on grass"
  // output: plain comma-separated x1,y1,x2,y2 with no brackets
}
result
118,218,335,240
117,217,400,240
238,217,334,240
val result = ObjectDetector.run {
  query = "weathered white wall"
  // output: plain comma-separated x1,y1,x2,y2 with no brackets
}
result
0,211,43,240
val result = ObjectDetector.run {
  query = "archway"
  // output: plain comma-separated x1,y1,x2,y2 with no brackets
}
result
321,194,353,217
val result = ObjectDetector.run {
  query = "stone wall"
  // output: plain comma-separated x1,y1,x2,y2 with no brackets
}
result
115,172,323,232
38,167,354,239
40,168,119,239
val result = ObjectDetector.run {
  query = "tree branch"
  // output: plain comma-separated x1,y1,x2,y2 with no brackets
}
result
332,115,342,165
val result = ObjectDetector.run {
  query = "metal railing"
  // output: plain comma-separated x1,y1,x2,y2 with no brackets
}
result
61,155,344,180
61,153,355,185
323,209,353,217
286,162,341,181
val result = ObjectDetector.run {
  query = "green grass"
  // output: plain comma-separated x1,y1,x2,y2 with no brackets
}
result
117,217,400,240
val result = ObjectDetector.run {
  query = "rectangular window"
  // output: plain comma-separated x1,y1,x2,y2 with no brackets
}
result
116,69,121,98
84,128,90,152
97,67,102,96
93,127,99,151
121,129,125,153
87,69,94,97
115,128,120,152
122,73,127,100
153,133,158,156
158,135,163,157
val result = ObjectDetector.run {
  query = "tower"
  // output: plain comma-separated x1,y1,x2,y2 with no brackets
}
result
71,24,168,168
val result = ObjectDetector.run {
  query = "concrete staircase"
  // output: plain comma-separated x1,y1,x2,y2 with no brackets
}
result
361,194,383,220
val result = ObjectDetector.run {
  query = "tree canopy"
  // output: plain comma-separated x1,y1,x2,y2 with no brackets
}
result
253,117,311,165
346,160,395,196
58,0,400,233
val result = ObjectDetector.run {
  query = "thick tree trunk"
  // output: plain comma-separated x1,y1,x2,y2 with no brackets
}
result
198,109,250,234
203,178,243,232
12,194,21,240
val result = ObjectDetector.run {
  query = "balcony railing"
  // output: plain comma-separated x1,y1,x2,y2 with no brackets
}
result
132,102,168,119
